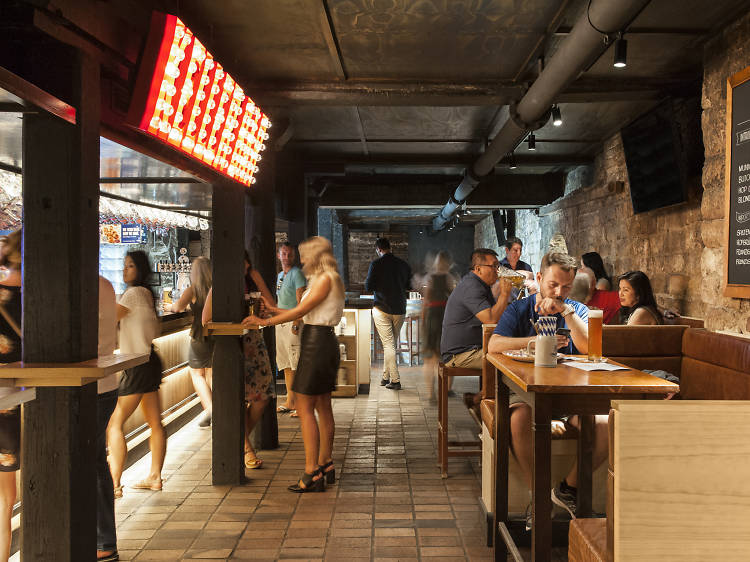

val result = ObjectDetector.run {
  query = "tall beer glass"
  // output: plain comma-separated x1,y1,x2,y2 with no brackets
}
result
588,309,603,362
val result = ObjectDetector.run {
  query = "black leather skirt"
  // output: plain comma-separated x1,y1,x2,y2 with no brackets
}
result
292,325,340,396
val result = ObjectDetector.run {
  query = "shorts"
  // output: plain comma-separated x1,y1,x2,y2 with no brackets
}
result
0,407,19,471
119,347,163,396
275,322,301,371
443,348,483,370
188,337,214,369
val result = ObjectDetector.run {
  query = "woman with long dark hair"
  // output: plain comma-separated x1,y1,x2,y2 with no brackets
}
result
107,250,166,497
170,256,213,427
0,230,21,561
581,252,612,291
245,236,344,493
201,253,275,470
618,270,663,325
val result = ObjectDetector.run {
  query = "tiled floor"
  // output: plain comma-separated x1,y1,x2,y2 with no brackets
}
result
113,366,555,561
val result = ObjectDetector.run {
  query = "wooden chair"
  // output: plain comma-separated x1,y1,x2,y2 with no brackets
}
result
436,324,496,478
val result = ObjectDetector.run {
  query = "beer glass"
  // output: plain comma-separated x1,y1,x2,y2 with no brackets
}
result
587,308,603,362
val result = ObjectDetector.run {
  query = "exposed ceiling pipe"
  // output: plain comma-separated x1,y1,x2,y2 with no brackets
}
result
433,0,651,230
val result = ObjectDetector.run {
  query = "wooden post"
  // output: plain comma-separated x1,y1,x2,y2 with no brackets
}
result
211,181,246,485
20,51,100,561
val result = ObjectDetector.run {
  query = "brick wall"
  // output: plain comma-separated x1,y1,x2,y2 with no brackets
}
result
347,231,408,292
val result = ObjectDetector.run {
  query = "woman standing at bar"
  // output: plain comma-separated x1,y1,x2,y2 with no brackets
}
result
0,231,21,561
170,256,214,428
202,253,275,469
245,236,344,493
618,270,664,325
107,251,166,496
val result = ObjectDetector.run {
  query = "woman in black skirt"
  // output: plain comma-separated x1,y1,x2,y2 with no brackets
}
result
245,236,344,492
107,251,166,497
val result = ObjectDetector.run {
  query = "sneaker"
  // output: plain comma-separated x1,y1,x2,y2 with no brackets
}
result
198,411,212,428
385,381,401,390
380,378,390,386
551,481,577,519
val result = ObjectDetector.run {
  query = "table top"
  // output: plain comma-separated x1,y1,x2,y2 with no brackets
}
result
486,353,679,394
205,322,260,335
0,353,149,387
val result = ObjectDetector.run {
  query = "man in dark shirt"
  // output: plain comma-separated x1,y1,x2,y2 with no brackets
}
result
499,236,533,273
365,238,412,390
488,252,608,527
441,248,511,370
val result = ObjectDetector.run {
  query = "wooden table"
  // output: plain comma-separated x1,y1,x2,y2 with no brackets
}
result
205,322,261,336
486,353,679,562
0,352,149,386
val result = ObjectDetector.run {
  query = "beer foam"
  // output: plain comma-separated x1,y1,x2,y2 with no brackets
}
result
588,308,603,318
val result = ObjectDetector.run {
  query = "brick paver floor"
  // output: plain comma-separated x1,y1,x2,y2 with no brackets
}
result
113,365,565,561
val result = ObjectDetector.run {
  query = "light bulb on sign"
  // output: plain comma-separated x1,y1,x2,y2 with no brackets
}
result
208,100,216,110
211,85,220,95
188,122,197,132
203,115,211,124
174,113,183,124
199,130,207,139
216,69,225,79
150,117,160,129
261,117,270,128
197,91,206,101
205,59,214,70
159,122,171,134
262,132,269,140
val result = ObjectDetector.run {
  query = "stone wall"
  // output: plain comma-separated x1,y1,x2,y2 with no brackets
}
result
477,10,750,333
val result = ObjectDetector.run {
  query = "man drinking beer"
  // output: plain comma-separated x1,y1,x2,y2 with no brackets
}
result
488,252,609,529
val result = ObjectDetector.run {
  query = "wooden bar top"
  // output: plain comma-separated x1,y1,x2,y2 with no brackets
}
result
0,353,149,387
486,353,679,394
205,322,260,335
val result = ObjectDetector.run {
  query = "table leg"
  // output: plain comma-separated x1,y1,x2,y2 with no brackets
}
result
532,398,552,562
493,372,510,561
577,414,595,517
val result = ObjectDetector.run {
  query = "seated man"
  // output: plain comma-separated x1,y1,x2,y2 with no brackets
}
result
488,252,609,528
440,249,511,401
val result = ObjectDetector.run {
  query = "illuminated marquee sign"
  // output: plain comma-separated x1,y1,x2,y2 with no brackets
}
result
128,14,270,187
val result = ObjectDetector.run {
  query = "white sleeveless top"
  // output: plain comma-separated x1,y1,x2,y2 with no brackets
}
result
302,272,344,326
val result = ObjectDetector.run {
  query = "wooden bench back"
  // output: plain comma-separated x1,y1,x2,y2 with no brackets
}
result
602,324,687,374
481,323,496,400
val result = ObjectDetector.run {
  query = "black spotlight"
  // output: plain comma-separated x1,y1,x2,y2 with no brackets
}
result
527,133,536,151
613,34,627,68
552,105,562,127
508,152,517,169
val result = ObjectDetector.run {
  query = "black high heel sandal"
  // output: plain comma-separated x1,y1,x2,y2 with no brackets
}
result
288,469,325,493
319,461,336,485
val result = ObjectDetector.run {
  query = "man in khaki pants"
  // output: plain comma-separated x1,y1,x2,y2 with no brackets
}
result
365,238,412,390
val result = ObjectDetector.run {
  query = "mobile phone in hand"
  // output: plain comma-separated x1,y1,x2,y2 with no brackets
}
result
556,328,571,337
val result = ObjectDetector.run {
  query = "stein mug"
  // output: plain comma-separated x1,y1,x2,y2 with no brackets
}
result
528,315,558,367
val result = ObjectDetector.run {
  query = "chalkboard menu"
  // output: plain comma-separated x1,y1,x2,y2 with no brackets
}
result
725,66,750,298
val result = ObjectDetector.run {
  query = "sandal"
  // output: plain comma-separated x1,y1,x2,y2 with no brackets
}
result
113,485,123,499
288,469,325,493
290,410,299,418
319,461,336,485
276,405,292,413
97,550,119,561
245,452,263,469
131,478,162,491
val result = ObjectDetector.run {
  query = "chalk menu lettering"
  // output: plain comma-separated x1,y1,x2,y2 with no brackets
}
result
726,68,750,296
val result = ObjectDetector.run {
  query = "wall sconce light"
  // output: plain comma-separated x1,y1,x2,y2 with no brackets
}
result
552,105,563,127
527,133,536,151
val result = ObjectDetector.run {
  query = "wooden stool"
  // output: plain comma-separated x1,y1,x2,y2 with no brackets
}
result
437,363,482,478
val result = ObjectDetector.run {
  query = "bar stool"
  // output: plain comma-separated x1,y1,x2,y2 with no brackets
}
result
437,363,482,478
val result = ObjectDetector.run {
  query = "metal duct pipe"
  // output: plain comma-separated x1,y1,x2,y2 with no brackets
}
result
433,0,650,230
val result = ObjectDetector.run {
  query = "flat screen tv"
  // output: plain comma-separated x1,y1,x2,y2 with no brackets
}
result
621,99,688,214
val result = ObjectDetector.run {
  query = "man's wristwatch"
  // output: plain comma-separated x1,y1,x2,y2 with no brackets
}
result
561,304,575,318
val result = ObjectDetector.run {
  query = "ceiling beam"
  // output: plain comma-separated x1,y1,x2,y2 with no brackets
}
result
249,76,692,106
318,173,565,208
297,154,593,168
319,0,347,80
555,26,710,36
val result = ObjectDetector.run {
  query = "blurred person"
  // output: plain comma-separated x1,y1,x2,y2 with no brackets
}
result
421,251,457,401
245,236,344,492
489,252,608,528
169,256,213,427
582,251,612,291
0,231,21,562
578,265,621,324
568,268,592,304
365,238,412,390
201,253,275,469
96,275,119,561
618,270,663,325
275,243,306,416
441,249,512,408
107,251,166,496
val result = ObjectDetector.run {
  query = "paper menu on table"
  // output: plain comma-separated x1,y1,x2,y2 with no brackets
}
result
561,361,628,372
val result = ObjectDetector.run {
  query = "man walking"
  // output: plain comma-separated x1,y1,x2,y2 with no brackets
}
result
275,243,306,415
365,238,412,390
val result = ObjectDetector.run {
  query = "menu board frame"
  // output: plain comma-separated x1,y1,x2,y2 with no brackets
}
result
724,65,750,298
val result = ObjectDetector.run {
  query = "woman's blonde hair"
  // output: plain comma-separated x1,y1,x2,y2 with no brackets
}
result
190,256,212,306
0,229,21,268
432,250,452,274
298,236,345,294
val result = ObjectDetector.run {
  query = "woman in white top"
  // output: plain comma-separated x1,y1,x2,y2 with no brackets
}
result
245,236,344,493
106,251,166,498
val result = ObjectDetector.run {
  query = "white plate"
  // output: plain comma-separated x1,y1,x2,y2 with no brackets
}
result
501,350,564,363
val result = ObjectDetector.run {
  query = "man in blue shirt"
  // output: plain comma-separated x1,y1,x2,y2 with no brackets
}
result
275,243,307,414
365,238,412,390
488,251,608,526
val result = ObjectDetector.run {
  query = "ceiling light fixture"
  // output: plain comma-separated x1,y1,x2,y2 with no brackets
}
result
508,152,517,170
527,133,536,151
552,105,563,127
613,33,627,68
